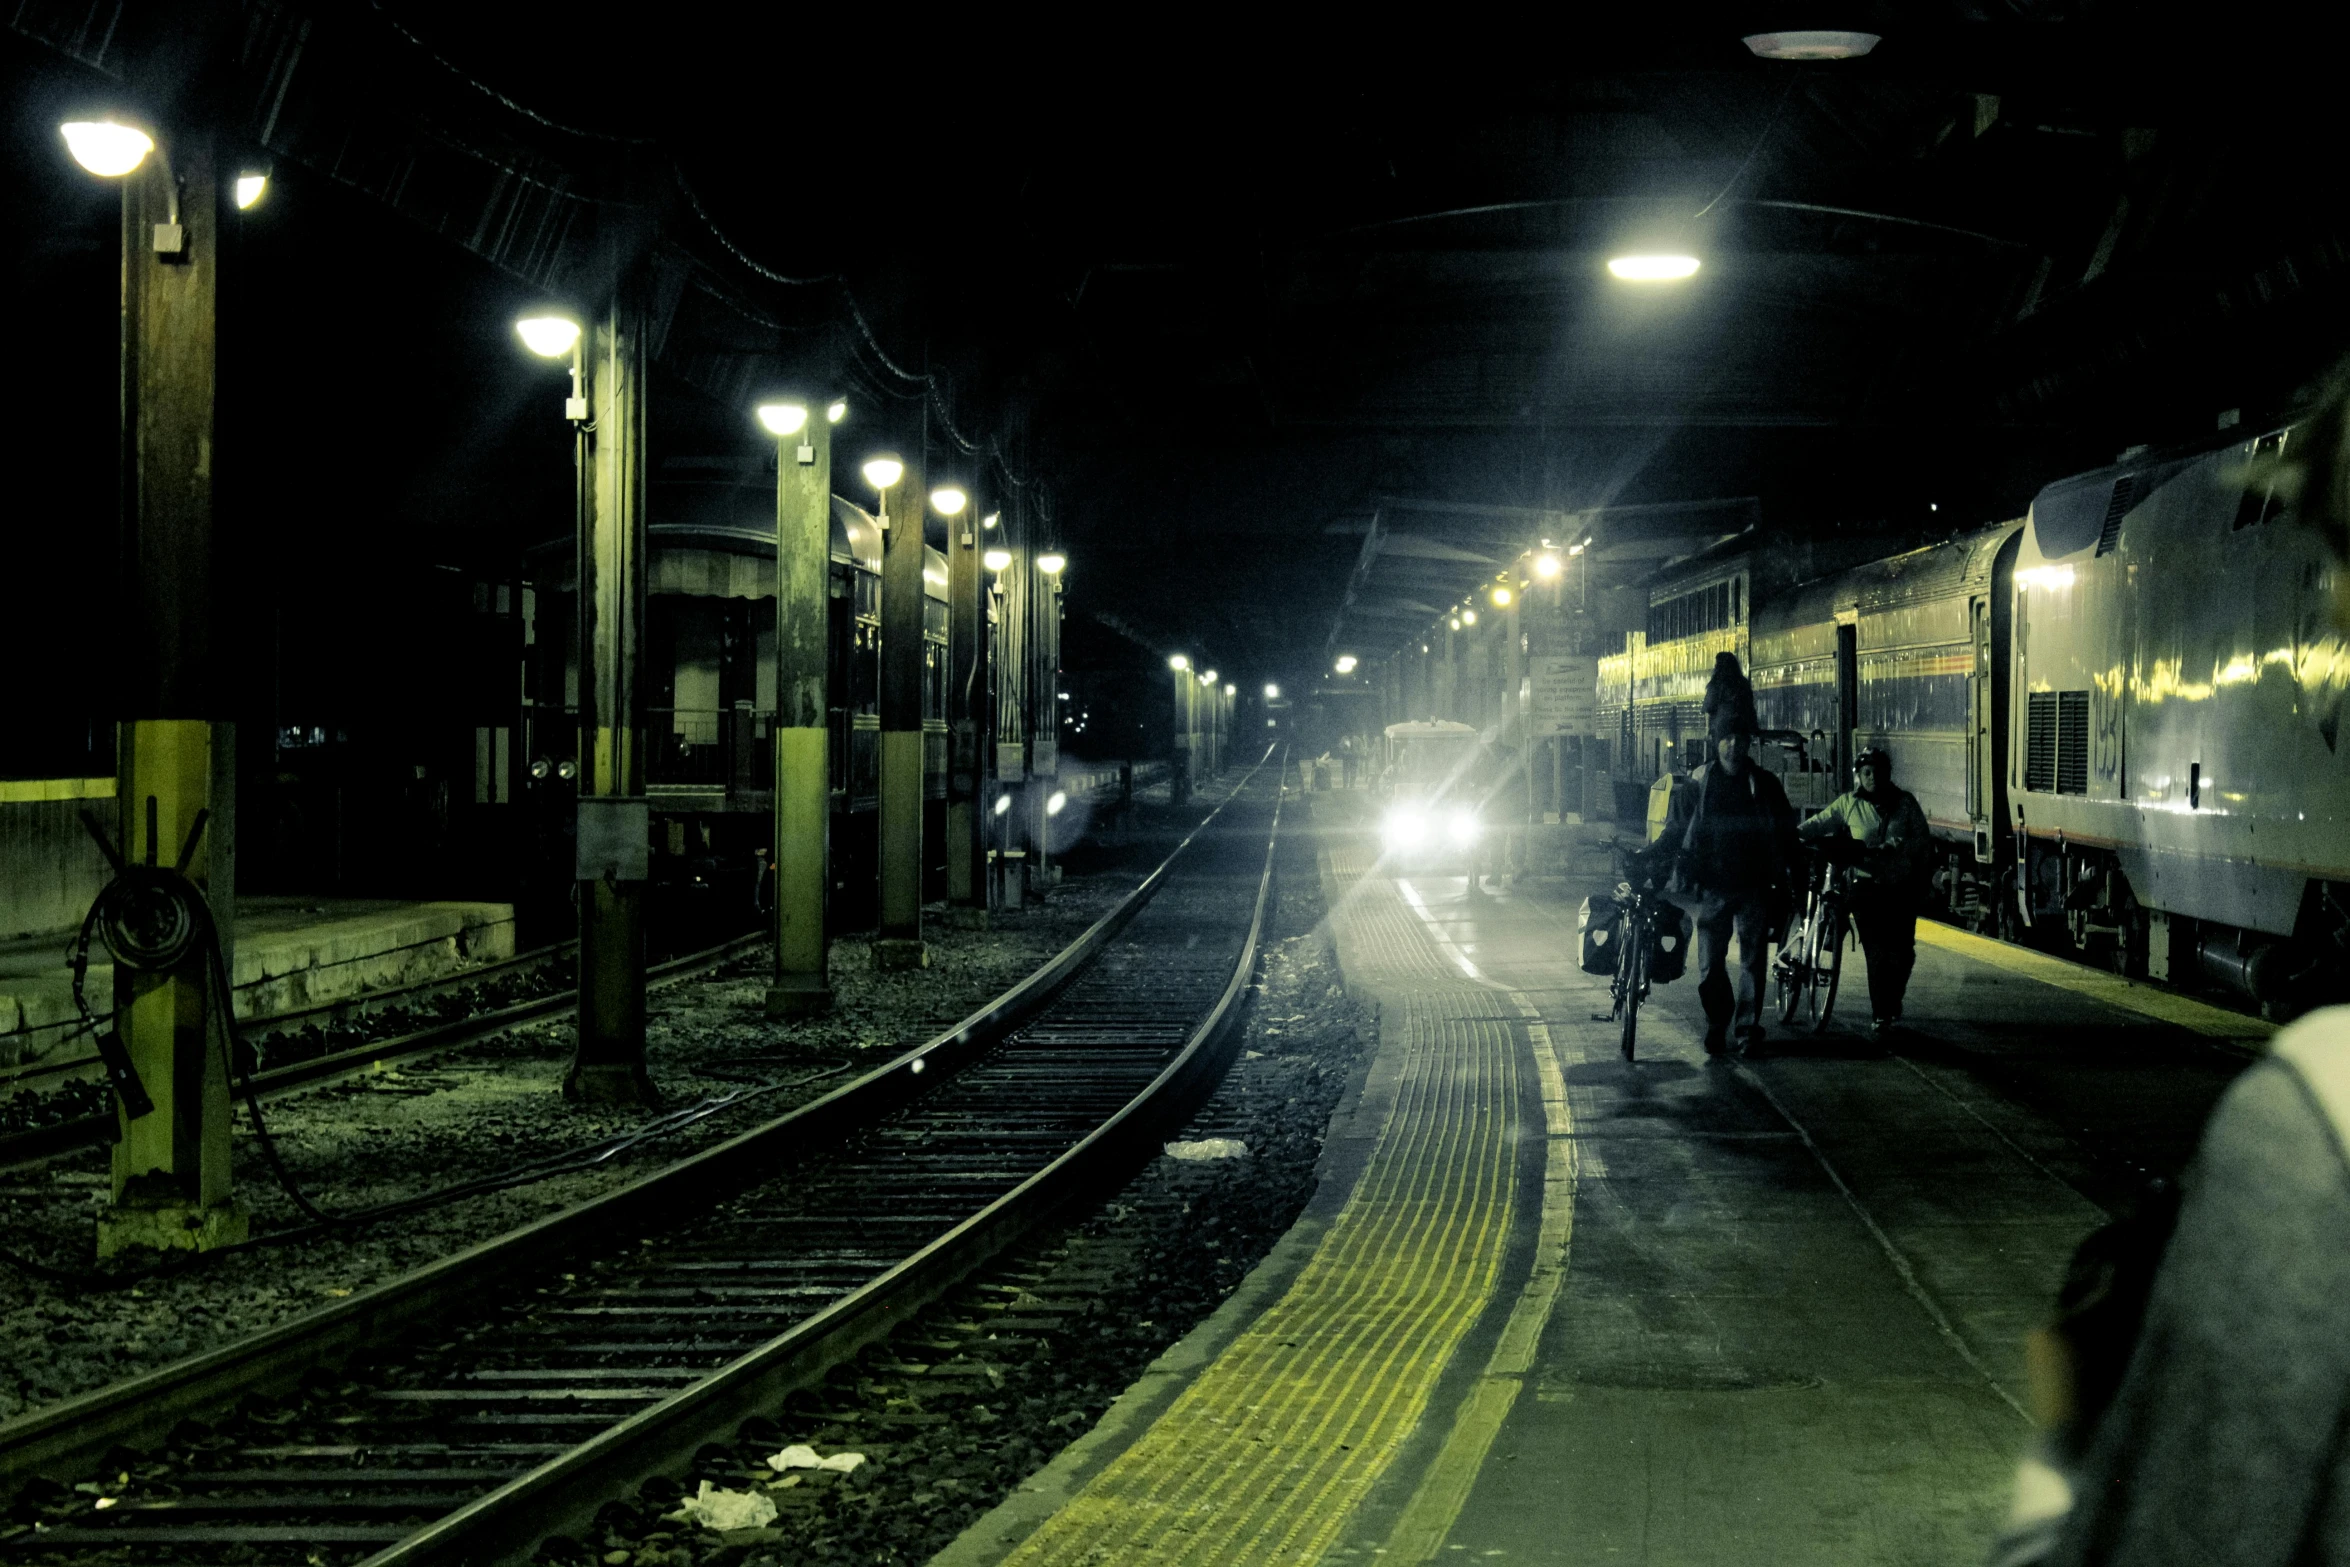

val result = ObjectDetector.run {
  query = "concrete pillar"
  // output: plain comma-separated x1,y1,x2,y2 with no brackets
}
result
1169,660,1192,806
99,133,245,1257
569,278,656,1105
767,407,831,1016
945,489,986,907
875,436,928,968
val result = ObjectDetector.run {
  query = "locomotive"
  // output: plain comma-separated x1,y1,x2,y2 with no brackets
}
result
1602,425,2350,1010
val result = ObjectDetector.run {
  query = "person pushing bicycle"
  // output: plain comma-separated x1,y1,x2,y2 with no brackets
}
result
1654,714,1799,1056
1797,746,1930,1036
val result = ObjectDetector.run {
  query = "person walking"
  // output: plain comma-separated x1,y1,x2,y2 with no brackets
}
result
1703,651,1760,740
1797,747,1930,1036
1656,715,1798,1055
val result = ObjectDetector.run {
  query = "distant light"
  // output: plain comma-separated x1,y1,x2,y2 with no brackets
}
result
1037,551,1067,574
931,485,968,516
1608,254,1701,282
1169,654,1189,671
1929,502,1939,512
1533,554,1562,580
1567,542,1587,556
60,120,153,177
1046,791,1067,816
1334,655,1358,674
756,402,808,437
1268,719,1277,727
826,399,847,423
1743,29,1879,59
1264,683,1279,700
862,456,904,490
1224,683,1236,697
910,1057,926,1074
1462,609,1479,626
1201,669,1218,684
516,316,581,358
983,547,1013,571
1449,617,1462,631
993,794,1011,816
234,173,268,210
981,512,1000,530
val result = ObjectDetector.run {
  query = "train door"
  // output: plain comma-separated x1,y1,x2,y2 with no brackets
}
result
1968,597,1992,855
1834,618,1859,782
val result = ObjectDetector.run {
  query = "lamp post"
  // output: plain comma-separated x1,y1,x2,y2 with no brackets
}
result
1168,654,1193,806
1032,551,1066,882
66,111,250,1256
873,442,929,969
946,485,988,912
758,399,832,1016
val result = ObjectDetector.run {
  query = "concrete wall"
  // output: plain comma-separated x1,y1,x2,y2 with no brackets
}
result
1,791,111,940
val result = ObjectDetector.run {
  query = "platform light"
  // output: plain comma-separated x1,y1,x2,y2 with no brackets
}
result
1490,586,1514,608
234,172,268,210
60,119,153,177
516,316,581,358
1046,790,1068,816
1743,30,1879,59
1037,551,1067,575
862,456,904,491
994,794,1011,816
1449,616,1462,631
981,511,1000,530
1264,683,1279,700
1169,654,1189,671
983,547,1013,571
826,399,847,423
1533,553,1562,580
1224,683,1236,697
1608,254,1701,282
1201,669,1218,685
1567,542,1587,556
756,402,808,437
1334,655,1358,674
931,485,968,517
1463,608,1479,626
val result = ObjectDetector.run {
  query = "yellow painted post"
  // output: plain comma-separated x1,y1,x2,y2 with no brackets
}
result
99,135,248,1257
768,410,832,1015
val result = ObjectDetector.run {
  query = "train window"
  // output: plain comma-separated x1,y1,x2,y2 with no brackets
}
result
1647,580,1737,642
2234,431,2290,529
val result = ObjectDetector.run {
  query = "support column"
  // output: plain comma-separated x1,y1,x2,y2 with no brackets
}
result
1031,554,1062,886
569,279,655,1104
1169,662,1192,806
875,438,929,968
768,408,832,1015
945,488,985,908
100,134,246,1258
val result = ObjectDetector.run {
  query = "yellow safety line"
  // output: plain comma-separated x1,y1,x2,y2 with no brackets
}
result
0,776,115,804
1002,929,1522,1564
1381,989,1576,1562
1916,920,2273,1042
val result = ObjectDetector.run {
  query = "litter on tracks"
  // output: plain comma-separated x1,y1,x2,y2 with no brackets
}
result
678,1481,777,1531
1164,1138,1249,1161
767,1444,867,1473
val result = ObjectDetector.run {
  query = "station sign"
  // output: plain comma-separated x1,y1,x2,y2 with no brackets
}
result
1529,655,1599,736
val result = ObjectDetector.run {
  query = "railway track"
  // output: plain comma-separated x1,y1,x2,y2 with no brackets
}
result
0,756,1283,1566
0,935,763,1172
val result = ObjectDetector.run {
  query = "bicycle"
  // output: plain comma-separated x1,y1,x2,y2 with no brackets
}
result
1607,847,1668,1061
1774,844,1853,1032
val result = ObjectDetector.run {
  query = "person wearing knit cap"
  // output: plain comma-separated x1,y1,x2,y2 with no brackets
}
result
1654,710,1797,1054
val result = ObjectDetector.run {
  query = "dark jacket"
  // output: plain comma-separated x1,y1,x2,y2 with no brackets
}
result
1703,668,1760,739
1663,759,1797,898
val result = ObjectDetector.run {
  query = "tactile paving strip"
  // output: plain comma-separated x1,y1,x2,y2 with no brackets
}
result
1001,866,1522,1566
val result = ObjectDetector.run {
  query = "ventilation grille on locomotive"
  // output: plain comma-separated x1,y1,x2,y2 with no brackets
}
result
2026,692,2057,792
2025,689,2092,794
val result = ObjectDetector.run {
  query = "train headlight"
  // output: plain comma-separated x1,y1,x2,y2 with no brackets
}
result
1384,807,1429,849
1448,809,1480,846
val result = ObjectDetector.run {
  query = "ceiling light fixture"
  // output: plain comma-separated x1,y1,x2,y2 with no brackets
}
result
1334,655,1358,674
756,403,808,437
60,119,153,176
930,485,968,516
826,399,847,423
515,316,581,359
1608,254,1701,282
1742,30,1879,60
862,456,904,490
234,172,268,210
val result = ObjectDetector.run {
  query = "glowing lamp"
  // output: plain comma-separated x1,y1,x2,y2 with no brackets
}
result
234,173,268,210
1533,554,1562,580
1224,683,1236,697
756,403,808,437
1334,655,1358,674
981,512,1000,530
60,120,153,177
826,399,847,423
1201,669,1218,685
1169,654,1189,671
1037,551,1067,574
1463,609,1479,626
1607,254,1701,281
1491,586,1513,608
862,456,904,490
931,485,968,516
516,316,581,358
983,547,1012,571
1743,30,1878,59
1264,684,1279,700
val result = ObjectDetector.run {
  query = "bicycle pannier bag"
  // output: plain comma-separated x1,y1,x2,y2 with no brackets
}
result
1648,903,1692,983
1577,894,1622,975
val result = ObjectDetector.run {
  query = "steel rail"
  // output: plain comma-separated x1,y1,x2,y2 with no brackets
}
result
364,772,1283,1566
0,765,1269,1500
0,934,762,1173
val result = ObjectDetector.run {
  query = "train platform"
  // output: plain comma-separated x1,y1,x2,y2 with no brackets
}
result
934,806,2262,1566
0,897,516,1067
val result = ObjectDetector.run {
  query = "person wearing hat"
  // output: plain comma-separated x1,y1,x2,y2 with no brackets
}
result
1655,712,1799,1054
1797,746,1931,1034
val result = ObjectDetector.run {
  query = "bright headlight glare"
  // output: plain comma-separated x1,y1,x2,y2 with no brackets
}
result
1449,810,1480,845
1384,808,1429,848
60,120,153,177
1608,254,1702,282
1533,554,1562,580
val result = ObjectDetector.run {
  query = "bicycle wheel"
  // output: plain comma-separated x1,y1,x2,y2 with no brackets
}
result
1617,922,1645,1060
1811,904,1844,1032
1775,908,1814,1025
